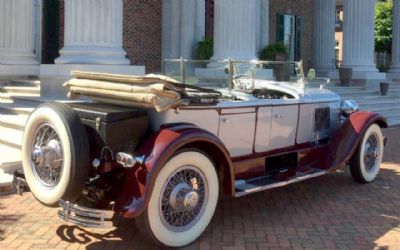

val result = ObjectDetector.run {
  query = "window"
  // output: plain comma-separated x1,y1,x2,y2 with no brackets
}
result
277,14,301,61
335,10,343,27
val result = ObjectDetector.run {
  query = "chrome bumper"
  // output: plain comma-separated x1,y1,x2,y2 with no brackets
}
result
58,200,114,228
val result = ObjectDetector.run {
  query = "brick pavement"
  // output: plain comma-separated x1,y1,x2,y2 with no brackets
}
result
1,128,400,250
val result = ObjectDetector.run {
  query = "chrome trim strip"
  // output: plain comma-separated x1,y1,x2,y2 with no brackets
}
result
58,200,114,228
235,171,327,198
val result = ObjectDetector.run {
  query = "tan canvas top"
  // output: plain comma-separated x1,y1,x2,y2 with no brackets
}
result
63,71,186,112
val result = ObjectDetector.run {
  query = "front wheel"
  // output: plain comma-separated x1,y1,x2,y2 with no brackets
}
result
136,151,219,247
350,124,384,183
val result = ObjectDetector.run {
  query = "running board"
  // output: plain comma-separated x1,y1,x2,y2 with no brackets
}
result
234,170,327,197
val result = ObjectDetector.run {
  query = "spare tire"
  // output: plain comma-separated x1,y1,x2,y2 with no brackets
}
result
22,103,90,205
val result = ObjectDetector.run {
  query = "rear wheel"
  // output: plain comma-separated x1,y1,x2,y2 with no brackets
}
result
350,124,384,183
136,151,219,247
22,103,90,205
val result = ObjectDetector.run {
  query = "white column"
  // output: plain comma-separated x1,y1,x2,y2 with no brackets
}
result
342,0,377,72
168,0,181,59
0,0,38,65
390,0,400,73
162,0,205,60
56,0,130,65
259,0,270,50
195,0,206,44
161,0,172,60
313,0,336,73
180,0,196,59
212,0,258,60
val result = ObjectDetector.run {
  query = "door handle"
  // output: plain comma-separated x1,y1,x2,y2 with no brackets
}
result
274,114,283,119
222,118,231,124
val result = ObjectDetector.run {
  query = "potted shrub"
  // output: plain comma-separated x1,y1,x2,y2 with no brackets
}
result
380,82,389,96
196,38,213,60
259,42,290,81
338,67,352,86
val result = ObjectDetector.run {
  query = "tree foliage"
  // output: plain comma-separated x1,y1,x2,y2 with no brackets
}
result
375,0,393,52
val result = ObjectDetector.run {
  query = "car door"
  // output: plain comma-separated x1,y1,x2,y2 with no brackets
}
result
254,105,273,153
218,107,256,157
269,100,299,151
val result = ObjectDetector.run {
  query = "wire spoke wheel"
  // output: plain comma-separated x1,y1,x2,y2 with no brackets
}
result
31,123,64,188
139,151,219,247
350,124,384,183
159,166,208,232
363,133,380,173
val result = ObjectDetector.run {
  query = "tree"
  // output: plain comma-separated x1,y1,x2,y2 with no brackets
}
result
375,0,393,53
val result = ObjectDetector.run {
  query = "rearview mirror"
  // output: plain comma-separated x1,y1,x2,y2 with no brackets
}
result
307,69,316,81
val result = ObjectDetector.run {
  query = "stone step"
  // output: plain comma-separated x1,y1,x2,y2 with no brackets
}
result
356,97,400,108
0,169,16,190
338,90,400,98
0,144,22,170
3,86,40,95
0,93,45,103
378,110,400,119
387,116,400,127
372,111,400,121
0,113,29,130
0,144,22,190
361,105,400,114
0,126,23,150
0,102,36,116
8,79,40,87
326,86,364,92
0,92,41,102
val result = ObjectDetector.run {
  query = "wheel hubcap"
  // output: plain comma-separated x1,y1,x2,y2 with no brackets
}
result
159,166,208,232
31,123,64,187
169,183,200,211
364,134,380,173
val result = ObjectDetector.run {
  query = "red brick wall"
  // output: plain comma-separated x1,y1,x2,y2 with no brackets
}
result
58,1,162,73
59,1,64,49
123,0,162,73
269,0,314,69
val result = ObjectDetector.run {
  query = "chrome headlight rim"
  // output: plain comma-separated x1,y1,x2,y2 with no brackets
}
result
340,99,359,118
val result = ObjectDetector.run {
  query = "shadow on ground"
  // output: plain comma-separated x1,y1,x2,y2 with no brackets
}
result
0,193,23,241
56,218,160,249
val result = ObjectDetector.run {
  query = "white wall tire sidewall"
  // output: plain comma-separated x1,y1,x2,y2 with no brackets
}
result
147,151,219,247
359,124,384,183
22,107,72,205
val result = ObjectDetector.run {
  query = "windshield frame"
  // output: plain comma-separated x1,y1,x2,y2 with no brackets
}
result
162,58,307,92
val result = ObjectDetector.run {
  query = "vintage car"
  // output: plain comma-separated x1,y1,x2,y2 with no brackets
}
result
17,60,387,247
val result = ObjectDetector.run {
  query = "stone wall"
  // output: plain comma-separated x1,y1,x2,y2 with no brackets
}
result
59,0,162,73
269,0,314,69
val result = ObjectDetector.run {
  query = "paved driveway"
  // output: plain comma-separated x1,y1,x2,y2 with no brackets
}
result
1,128,400,250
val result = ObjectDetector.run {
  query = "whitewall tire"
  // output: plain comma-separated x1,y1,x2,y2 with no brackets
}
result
22,103,90,205
350,124,384,183
137,151,219,247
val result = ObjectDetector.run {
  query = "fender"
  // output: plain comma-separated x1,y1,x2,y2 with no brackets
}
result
322,111,387,170
114,124,234,218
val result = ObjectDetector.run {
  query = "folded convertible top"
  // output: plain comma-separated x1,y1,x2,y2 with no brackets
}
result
64,71,188,112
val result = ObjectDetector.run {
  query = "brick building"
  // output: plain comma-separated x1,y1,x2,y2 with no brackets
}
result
0,0,399,95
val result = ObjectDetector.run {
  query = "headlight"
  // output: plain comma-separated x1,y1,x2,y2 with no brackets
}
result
340,99,359,117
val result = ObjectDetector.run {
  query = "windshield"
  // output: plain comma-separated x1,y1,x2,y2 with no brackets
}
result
162,59,307,91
